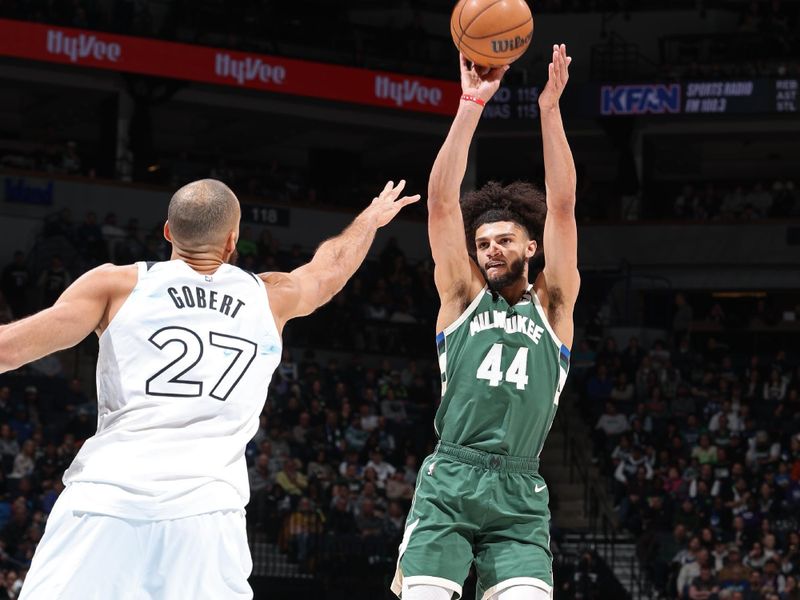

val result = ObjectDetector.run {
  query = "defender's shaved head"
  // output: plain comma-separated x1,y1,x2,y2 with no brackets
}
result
167,179,240,246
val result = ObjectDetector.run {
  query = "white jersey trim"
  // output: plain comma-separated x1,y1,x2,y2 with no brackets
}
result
255,272,280,343
97,262,145,345
440,286,488,338
537,365,568,458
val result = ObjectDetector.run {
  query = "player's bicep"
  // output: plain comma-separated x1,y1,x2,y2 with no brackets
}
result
261,269,321,330
36,267,112,338
542,205,580,304
0,266,112,371
428,201,480,297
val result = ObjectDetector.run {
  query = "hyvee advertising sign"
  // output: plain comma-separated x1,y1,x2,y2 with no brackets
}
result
0,19,460,115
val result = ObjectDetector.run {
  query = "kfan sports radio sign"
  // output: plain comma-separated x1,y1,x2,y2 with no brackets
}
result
0,19,461,115
599,80,798,116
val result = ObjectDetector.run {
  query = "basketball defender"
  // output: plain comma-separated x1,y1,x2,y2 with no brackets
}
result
0,178,418,599
391,45,579,600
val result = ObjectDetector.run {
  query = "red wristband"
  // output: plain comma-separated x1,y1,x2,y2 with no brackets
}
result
461,94,486,107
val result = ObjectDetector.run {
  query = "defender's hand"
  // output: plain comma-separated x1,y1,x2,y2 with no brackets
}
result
365,180,421,228
538,43,572,111
460,54,509,104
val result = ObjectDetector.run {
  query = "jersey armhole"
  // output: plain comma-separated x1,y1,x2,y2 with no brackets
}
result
99,263,145,343
439,285,487,338
531,289,568,351
259,276,283,349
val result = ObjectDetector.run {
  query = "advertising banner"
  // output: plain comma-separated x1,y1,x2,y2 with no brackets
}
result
599,79,798,116
2,20,795,119
0,19,461,115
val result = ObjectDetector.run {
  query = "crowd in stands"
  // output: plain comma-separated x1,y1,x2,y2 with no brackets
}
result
0,337,444,594
244,347,440,575
0,207,439,348
0,206,448,595
579,291,800,599
4,135,800,226
1,210,162,321
737,0,796,36
661,55,800,80
6,0,794,32
0,140,85,178
2,0,797,82
0,0,745,44
671,181,800,221
655,1,799,79
0,138,324,210
2,180,799,598
0,372,96,598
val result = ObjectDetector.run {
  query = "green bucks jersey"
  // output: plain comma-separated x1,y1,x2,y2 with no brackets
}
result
435,285,570,458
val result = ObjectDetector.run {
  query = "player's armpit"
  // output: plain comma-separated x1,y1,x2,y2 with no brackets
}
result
539,206,580,347
541,203,580,303
428,200,482,298
0,264,123,373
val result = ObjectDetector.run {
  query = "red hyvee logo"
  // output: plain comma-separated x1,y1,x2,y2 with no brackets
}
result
374,75,443,107
46,29,121,63
214,53,287,86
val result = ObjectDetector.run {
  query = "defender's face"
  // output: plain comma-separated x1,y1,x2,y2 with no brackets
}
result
474,221,536,286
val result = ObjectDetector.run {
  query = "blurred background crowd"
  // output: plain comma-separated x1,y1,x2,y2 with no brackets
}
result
0,0,798,599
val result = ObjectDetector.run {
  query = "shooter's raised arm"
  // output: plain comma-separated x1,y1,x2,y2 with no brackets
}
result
428,56,508,331
536,43,580,347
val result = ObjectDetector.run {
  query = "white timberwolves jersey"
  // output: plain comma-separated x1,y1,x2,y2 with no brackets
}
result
63,260,281,520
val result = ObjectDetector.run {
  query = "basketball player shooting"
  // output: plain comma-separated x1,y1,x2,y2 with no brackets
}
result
391,45,579,600
0,178,419,599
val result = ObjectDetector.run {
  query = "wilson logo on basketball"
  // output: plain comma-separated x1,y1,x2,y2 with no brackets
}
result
490,32,533,54
214,53,287,86
46,30,121,63
374,76,443,108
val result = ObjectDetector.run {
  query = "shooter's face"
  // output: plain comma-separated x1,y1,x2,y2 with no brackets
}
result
475,221,536,289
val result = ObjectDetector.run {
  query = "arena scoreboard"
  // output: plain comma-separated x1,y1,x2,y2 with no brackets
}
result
480,85,542,120
242,204,290,227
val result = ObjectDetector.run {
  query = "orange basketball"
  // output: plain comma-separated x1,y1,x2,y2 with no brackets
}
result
450,0,534,68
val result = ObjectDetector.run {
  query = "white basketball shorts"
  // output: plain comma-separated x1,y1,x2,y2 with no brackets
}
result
19,487,253,600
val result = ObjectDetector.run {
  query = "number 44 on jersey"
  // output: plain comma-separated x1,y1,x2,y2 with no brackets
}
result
476,343,529,390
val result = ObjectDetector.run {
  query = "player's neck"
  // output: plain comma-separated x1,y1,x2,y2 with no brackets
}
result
494,277,530,306
169,247,227,275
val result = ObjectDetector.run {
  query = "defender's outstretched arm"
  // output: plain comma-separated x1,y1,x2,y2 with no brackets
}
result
264,181,419,332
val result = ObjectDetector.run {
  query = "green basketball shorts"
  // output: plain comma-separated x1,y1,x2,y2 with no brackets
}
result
390,441,553,600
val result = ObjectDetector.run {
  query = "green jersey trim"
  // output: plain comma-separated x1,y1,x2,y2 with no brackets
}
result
440,285,488,337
